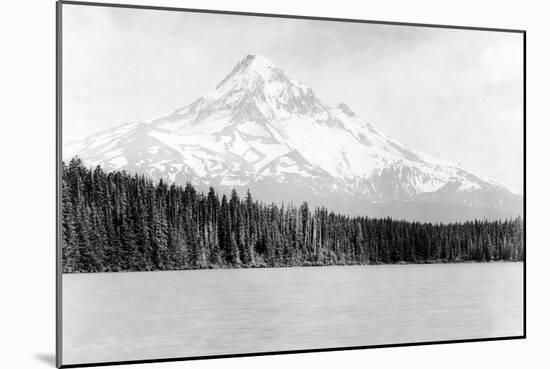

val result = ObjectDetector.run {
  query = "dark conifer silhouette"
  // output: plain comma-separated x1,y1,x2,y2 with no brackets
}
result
61,157,524,273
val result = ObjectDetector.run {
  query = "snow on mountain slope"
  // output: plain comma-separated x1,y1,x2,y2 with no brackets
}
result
64,54,522,221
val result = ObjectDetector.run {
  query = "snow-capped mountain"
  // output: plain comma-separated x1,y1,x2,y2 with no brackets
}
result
65,54,522,222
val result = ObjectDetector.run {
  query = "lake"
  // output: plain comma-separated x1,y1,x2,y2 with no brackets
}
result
62,263,523,365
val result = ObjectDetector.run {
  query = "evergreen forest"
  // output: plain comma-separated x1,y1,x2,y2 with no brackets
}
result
61,157,524,273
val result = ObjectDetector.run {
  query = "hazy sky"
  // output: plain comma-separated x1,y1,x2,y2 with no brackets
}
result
62,4,524,192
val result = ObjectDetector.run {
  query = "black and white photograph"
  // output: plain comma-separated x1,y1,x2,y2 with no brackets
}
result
58,1,524,367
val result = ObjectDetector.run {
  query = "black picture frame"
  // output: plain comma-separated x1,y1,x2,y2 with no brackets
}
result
56,1,527,367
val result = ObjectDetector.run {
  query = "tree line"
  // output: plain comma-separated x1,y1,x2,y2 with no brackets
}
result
61,157,524,273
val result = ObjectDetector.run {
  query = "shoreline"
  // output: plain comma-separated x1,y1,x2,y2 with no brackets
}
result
62,259,524,275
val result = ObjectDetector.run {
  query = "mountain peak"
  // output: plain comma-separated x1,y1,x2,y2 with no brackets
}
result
216,54,280,89
242,54,277,70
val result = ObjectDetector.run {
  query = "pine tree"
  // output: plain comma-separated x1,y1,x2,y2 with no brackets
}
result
61,170,78,272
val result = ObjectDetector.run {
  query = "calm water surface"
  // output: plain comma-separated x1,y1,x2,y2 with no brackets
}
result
63,263,523,365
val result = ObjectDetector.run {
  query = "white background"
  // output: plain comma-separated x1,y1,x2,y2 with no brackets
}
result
0,0,547,368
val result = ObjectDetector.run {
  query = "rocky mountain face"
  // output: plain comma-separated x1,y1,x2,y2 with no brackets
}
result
65,54,522,222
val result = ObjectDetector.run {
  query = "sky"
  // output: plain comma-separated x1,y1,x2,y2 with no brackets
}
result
62,4,524,193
